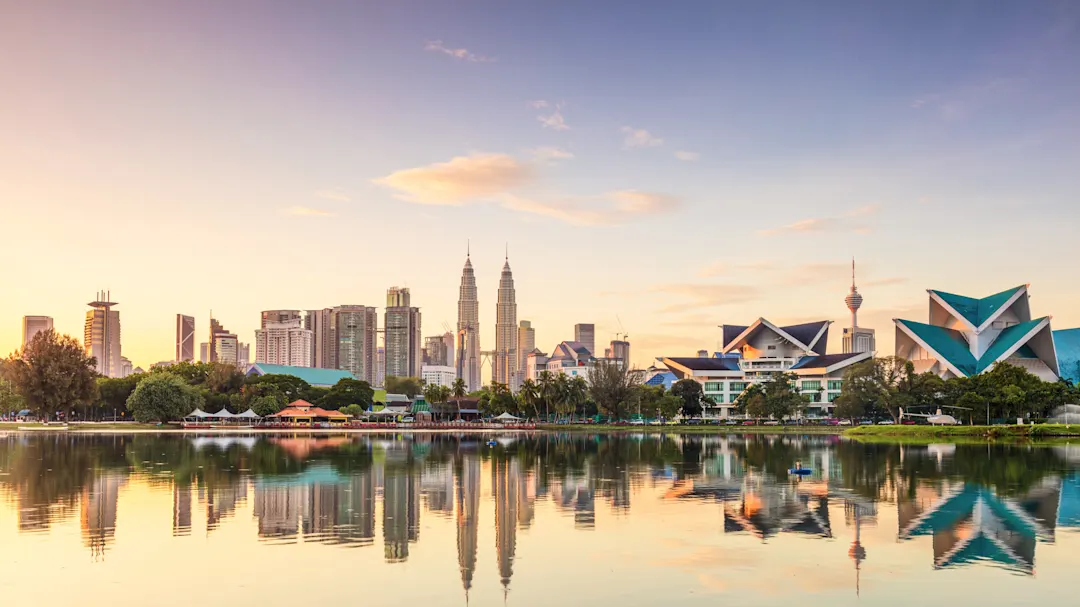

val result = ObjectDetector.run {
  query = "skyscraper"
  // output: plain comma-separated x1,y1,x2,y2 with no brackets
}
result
516,320,535,389
493,255,518,387
608,339,631,369
457,250,481,391
574,324,596,357
199,343,209,363
424,333,455,367
305,308,337,369
209,317,239,365
175,314,195,362
335,305,377,384
85,292,121,377
261,310,301,328
255,318,313,367
22,316,53,345
376,346,386,388
385,287,422,379
842,259,876,354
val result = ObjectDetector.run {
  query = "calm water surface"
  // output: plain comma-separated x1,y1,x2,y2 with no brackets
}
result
2,432,1079,605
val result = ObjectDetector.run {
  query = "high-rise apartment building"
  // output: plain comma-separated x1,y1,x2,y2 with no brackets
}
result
384,287,422,379
175,314,195,362
22,316,53,345
255,318,313,367
376,346,386,388
237,343,250,366
457,252,481,391
492,256,518,387
424,333,455,367
574,324,596,357
335,305,377,384
209,317,239,365
261,310,301,328
421,365,457,388
304,308,337,369
85,292,121,377
199,343,209,363
608,340,631,369
516,320,535,389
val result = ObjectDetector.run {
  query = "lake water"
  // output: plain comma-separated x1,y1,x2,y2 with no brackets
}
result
2,432,1079,605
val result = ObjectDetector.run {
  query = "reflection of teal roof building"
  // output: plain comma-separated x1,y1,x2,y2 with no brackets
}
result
894,285,1071,381
899,484,1043,573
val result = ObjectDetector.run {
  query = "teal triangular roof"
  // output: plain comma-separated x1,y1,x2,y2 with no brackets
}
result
248,364,354,387
975,318,1047,373
940,534,1020,568
906,486,982,535
932,286,1024,327
896,319,977,376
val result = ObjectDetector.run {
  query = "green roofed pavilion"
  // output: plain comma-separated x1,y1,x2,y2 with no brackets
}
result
246,363,354,387
930,285,1025,328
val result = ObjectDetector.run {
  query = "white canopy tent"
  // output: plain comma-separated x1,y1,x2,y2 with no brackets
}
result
493,412,523,422
185,409,212,419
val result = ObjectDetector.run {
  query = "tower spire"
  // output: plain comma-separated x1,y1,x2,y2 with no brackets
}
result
852,257,856,289
844,258,863,329
467,239,470,258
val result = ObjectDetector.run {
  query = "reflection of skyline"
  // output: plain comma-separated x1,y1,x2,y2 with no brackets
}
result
8,434,1080,596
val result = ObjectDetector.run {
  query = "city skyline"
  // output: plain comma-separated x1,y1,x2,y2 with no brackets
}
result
4,3,1080,371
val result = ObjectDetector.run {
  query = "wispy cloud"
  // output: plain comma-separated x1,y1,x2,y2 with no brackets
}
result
497,190,679,227
650,283,762,313
284,206,335,217
538,105,569,131
758,205,880,237
374,153,678,226
674,150,700,161
314,188,351,203
424,40,495,63
621,126,663,149
528,146,574,163
373,153,533,205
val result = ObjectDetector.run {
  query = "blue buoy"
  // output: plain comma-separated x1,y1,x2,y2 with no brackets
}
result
487,440,498,447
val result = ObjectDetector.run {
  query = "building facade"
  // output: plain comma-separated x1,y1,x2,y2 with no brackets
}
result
304,308,337,369
385,287,422,379
22,316,53,346
176,314,195,362
516,320,535,390
523,341,595,381
574,324,595,357
457,253,481,391
255,318,314,367
421,365,457,388
334,306,378,385
261,310,302,328
424,333,455,367
492,258,518,388
894,285,1063,381
607,340,630,369
661,318,870,419
85,293,121,377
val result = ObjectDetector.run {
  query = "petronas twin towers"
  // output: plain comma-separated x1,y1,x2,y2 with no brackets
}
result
456,247,517,392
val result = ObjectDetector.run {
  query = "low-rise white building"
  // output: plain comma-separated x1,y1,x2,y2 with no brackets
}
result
421,365,457,388
661,318,871,419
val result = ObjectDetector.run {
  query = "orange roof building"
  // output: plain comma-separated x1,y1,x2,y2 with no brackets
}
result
268,400,351,424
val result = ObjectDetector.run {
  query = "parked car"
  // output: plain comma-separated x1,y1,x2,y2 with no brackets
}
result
838,420,852,426
877,420,895,425
763,420,780,426
742,420,756,426
629,419,646,426
859,420,874,425
901,420,917,425
725,420,740,426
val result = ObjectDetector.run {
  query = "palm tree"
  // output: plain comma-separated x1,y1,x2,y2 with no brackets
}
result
451,378,467,420
519,379,540,420
538,371,556,422
553,373,573,420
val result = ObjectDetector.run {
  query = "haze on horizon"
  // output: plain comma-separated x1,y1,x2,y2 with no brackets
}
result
3,1,1079,372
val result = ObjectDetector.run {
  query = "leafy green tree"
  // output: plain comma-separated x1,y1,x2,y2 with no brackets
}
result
126,373,204,423
0,373,26,415
206,363,246,395
2,330,98,420
671,379,706,418
518,379,541,418
538,371,557,420
567,376,589,419
483,382,516,416
744,392,769,420
341,404,364,418
244,373,311,404
385,376,423,398
761,373,809,420
154,361,211,385
96,375,143,420
250,391,287,417
587,361,643,419
423,383,452,417
318,378,374,410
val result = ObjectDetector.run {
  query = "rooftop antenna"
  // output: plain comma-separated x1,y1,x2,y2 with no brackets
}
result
467,239,470,257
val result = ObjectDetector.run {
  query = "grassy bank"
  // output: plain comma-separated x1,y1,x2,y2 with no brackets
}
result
0,422,177,431
844,424,1080,439
538,424,843,434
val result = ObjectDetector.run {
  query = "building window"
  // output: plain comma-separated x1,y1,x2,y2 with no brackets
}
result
704,382,722,392
729,394,739,403
807,392,820,403
827,392,839,402
767,345,776,350
730,382,748,392
828,380,843,391
801,380,821,391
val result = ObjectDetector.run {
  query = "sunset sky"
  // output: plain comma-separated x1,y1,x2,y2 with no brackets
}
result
3,1,1080,372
